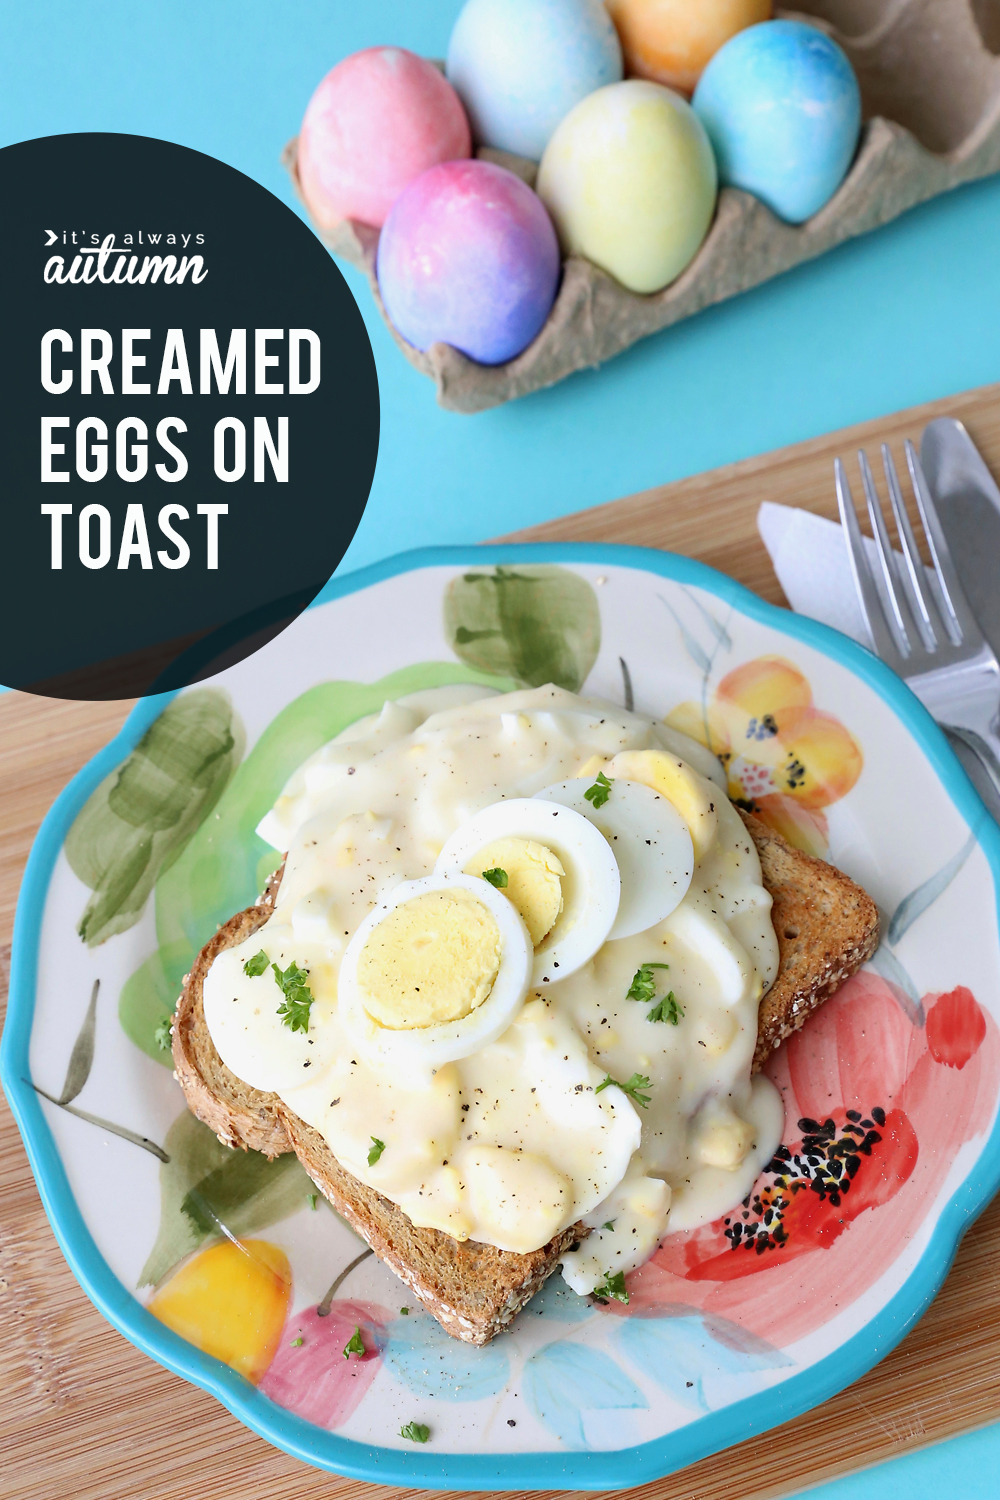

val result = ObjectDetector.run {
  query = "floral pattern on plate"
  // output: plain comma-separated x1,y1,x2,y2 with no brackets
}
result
7,549,1000,1487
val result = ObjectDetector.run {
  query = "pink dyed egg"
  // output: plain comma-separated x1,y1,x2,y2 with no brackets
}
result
298,48,472,230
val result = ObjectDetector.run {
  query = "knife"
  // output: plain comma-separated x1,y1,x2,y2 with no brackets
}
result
922,417,1000,655
921,417,1000,823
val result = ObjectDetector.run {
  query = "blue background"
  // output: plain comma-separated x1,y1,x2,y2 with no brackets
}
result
3,1,1000,1493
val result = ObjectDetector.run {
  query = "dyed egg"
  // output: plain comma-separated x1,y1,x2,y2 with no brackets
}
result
376,159,561,365
537,80,717,294
693,21,862,223
298,47,471,230
607,0,772,95
446,0,623,160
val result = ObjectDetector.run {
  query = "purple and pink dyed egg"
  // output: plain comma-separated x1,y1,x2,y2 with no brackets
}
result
376,159,561,366
298,47,472,230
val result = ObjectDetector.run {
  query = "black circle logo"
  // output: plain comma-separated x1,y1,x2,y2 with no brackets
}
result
1,133,379,700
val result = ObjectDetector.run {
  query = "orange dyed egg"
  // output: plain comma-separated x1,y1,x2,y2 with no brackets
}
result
148,1238,291,1384
607,0,773,95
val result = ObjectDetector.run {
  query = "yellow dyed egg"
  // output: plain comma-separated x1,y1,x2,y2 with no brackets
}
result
537,80,716,294
148,1238,291,1383
608,0,772,95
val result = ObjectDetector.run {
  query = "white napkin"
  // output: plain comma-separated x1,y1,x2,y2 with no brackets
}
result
757,501,895,648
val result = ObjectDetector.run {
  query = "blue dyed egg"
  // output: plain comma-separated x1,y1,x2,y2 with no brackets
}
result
692,20,861,224
447,0,623,161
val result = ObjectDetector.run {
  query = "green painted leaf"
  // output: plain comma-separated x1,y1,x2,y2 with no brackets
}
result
682,588,733,650
66,688,242,948
119,664,514,1064
139,1110,313,1288
659,594,712,675
444,566,600,692
118,939,191,1066
58,980,100,1105
180,1148,306,1237
32,1083,168,1162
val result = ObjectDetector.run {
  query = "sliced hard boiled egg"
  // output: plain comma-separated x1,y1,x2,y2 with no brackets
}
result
337,871,533,1069
463,835,565,946
435,798,621,984
534,777,695,939
202,931,340,1094
605,749,719,861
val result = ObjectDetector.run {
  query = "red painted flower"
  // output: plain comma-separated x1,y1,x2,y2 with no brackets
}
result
926,986,987,1070
622,973,999,1346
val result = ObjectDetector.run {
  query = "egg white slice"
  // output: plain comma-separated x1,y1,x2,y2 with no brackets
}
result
338,871,533,1070
202,931,341,1094
534,777,695,938
435,797,621,984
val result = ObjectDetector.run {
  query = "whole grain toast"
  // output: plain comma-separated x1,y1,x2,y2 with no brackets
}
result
171,812,878,1344
739,811,880,1070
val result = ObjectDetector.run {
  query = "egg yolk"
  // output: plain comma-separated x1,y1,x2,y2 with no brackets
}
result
357,887,501,1029
467,836,565,947
695,1106,755,1170
607,748,718,861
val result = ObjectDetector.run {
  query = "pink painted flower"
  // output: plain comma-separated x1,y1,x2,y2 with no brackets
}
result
258,1298,392,1429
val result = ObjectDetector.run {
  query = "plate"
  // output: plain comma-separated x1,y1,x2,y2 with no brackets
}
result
4,543,1000,1491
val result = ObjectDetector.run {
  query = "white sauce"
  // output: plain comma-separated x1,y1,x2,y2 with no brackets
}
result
202,685,783,1293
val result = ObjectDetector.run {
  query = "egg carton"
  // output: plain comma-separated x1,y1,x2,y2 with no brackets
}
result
285,0,1000,413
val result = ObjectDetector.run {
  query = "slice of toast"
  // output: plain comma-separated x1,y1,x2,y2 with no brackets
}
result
172,813,878,1343
739,811,880,1072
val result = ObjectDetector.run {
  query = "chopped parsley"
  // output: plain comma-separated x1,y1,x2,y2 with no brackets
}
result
290,1335,304,1347
243,950,315,1033
271,959,314,1033
154,1017,172,1053
583,770,613,809
626,962,670,1004
595,1072,652,1109
400,1421,430,1444
592,1270,629,1305
400,1307,410,1315
647,991,684,1025
602,1220,616,1232
306,1192,318,1211
481,867,508,889
343,1326,365,1359
368,1136,386,1165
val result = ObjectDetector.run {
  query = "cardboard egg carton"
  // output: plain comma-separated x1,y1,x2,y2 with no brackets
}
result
286,0,1000,413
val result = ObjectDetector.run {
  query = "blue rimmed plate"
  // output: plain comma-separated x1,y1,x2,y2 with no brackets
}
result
4,543,1000,1490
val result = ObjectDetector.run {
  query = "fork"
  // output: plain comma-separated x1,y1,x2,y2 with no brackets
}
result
836,440,1000,804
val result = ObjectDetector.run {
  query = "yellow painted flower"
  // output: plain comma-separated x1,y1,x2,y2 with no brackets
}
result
148,1238,291,1383
666,656,862,856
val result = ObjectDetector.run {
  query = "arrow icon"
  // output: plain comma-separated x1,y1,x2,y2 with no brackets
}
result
44,230,58,246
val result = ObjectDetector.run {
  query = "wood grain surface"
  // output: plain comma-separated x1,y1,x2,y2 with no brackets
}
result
4,379,1000,1500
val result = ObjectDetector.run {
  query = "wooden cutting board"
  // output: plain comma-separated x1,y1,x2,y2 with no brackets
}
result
5,378,1000,1500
